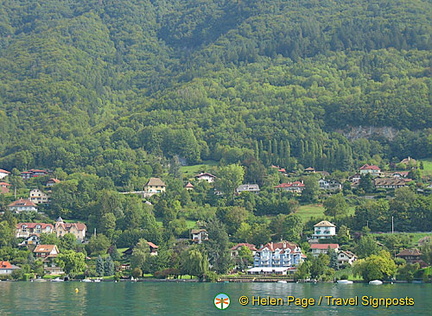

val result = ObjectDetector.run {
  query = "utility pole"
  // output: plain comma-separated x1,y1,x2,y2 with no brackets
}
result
391,216,394,234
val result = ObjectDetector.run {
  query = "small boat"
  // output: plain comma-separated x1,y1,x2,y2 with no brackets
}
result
369,280,383,285
51,277,64,282
337,280,353,284
277,280,287,283
81,279,92,283
93,279,101,283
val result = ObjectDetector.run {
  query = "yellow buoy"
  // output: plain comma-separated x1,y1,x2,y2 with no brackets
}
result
75,288,79,293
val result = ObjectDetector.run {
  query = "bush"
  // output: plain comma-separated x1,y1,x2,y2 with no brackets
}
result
204,271,219,282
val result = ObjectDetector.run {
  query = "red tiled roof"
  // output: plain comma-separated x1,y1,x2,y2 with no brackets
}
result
0,261,13,269
147,242,159,249
359,164,380,170
396,249,422,257
33,244,57,253
275,182,304,188
0,169,10,174
231,243,258,251
0,182,10,186
17,223,54,230
8,199,37,207
259,241,299,252
310,244,339,250
56,222,87,231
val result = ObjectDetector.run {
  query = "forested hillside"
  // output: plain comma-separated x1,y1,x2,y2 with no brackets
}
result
0,0,431,188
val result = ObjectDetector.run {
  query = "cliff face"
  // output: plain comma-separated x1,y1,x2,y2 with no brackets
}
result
337,126,398,141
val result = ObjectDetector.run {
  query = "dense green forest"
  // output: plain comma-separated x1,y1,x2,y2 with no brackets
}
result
0,0,431,188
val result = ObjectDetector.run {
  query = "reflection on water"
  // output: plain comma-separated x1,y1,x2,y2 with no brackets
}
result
0,282,431,315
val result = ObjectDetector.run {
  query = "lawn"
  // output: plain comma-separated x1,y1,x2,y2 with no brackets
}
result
180,160,218,178
295,204,326,222
420,159,432,177
294,204,355,223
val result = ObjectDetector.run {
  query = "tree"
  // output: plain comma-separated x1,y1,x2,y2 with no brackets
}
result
206,219,232,274
310,254,330,279
56,250,86,278
214,164,245,199
86,234,111,256
358,173,374,193
59,233,77,251
353,250,397,282
130,239,150,272
356,235,380,258
301,175,320,203
324,193,348,220
96,256,104,277
180,247,208,280
104,255,115,276
271,214,303,242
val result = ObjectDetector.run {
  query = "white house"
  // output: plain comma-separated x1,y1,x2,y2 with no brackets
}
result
250,241,304,275
310,243,339,257
16,223,54,238
359,164,381,175
0,169,10,179
29,189,50,204
143,177,166,196
337,251,357,268
191,229,208,244
236,184,260,194
312,221,336,239
0,261,20,274
8,199,38,213
195,173,216,183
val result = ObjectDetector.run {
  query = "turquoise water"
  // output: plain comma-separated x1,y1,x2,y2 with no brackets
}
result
0,281,431,315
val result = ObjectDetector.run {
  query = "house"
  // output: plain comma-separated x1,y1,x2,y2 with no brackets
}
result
359,164,381,175
274,181,305,193
18,234,41,246
0,182,10,194
400,157,417,167
310,244,339,257
33,244,62,274
396,249,423,265
249,241,304,275
337,250,357,268
236,184,260,194
122,241,159,257
349,174,361,183
318,179,342,190
312,221,336,239
0,169,10,179
46,178,61,187
54,217,87,241
184,182,194,191
29,188,50,204
195,173,216,183
147,242,159,256
271,166,287,175
16,223,54,238
8,199,38,213
191,229,208,244
304,167,316,173
0,261,20,275
143,177,166,196
374,178,408,189
230,243,258,257
392,171,409,178
20,169,49,179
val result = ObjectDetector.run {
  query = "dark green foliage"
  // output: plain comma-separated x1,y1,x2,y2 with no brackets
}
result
96,255,104,277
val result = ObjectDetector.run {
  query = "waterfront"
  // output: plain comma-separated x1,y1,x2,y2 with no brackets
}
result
0,282,431,315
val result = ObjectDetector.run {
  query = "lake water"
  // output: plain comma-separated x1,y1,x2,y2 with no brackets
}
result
0,281,431,315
